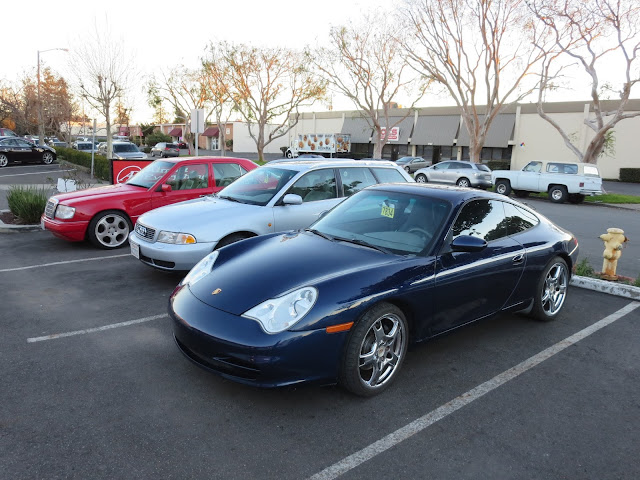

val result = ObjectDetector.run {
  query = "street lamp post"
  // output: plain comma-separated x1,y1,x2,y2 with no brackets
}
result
38,48,68,147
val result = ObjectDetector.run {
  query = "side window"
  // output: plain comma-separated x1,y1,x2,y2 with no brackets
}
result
166,164,209,190
523,161,542,173
433,162,450,170
457,162,473,169
16,139,32,147
213,163,245,188
503,202,539,236
371,167,406,184
289,168,337,203
547,163,577,174
451,200,508,242
339,167,377,197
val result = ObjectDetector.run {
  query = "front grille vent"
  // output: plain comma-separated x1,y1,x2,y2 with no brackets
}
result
44,200,56,219
135,223,155,240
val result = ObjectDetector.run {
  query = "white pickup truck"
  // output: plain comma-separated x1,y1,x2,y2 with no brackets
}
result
492,160,603,204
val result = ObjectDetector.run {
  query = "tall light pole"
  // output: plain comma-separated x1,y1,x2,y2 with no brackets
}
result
38,48,68,147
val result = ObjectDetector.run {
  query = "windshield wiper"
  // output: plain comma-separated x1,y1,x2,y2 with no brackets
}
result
334,237,391,254
305,228,335,241
218,195,242,203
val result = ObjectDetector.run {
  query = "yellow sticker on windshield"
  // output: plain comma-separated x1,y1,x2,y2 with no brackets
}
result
381,204,395,218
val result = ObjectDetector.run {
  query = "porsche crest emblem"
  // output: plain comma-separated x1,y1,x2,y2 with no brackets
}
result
211,288,222,295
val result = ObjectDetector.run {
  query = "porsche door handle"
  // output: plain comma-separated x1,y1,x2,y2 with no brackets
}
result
512,253,525,264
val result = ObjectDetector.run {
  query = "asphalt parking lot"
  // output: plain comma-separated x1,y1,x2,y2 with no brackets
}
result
1,231,639,479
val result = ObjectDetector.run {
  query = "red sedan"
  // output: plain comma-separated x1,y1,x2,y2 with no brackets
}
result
41,157,258,249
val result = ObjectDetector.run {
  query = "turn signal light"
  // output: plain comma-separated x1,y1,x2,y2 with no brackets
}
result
326,322,354,334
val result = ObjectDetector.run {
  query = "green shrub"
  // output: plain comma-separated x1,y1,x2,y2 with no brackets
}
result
7,185,49,224
56,147,110,181
575,257,596,277
634,276,640,287
487,160,511,171
145,131,172,146
619,168,640,183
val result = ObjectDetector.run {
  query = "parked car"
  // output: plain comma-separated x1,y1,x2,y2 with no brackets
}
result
41,157,258,249
150,142,180,158
130,159,414,271
0,128,18,138
0,137,57,167
492,160,603,204
395,156,432,173
74,141,97,152
270,154,327,164
48,138,67,148
414,161,493,189
177,142,189,150
111,142,147,160
169,183,579,396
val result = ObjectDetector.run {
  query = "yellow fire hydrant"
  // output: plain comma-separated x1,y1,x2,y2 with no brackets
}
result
599,228,629,281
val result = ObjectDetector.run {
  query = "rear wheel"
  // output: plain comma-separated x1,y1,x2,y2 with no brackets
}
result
529,257,569,322
88,211,132,249
549,185,568,203
339,302,408,396
456,177,471,188
0,153,8,167
415,174,428,183
404,166,411,173
495,180,511,196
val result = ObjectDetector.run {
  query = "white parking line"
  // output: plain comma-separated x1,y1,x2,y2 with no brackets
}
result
309,301,640,480
0,169,75,177
0,254,131,273
27,314,168,343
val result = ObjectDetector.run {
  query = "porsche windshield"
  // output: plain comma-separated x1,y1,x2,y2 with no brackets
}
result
218,166,297,206
126,161,173,188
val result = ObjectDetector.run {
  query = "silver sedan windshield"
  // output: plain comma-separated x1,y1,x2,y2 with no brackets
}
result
218,167,298,206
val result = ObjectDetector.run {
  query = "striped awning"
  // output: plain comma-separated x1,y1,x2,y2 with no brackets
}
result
168,128,182,137
456,114,516,148
203,127,220,137
411,115,460,146
341,116,373,143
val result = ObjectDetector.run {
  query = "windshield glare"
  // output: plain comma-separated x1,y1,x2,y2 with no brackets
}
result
114,144,140,153
312,190,451,255
126,160,173,188
218,166,298,206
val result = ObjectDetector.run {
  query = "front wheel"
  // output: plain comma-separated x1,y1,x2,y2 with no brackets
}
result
41,152,55,165
415,174,428,183
0,153,8,167
339,302,408,396
456,177,471,188
549,185,568,203
286,150,294,159
495,180,511,196
529,257,569,322
88,211,132,249
404,166,411,173
215,233,251,250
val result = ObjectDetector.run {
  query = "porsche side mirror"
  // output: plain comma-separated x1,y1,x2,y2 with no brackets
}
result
450,235,487,252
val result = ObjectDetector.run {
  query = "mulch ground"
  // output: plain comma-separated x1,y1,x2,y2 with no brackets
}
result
0,211,27,225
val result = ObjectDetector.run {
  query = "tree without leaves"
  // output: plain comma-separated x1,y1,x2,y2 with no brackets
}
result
212,42,327,162
401,0,547,163
310,17,429,159
528,0,640,164
70,22,134,158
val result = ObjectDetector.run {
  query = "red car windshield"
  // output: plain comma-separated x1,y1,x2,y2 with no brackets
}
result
126,160,173,188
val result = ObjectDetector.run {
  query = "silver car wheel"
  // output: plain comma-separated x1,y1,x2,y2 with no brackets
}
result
415,174,427,183
90,212,131,248
541,261,568,316
457,177,470,188
357,313,405,389
42,152,54,164
0,153,8,167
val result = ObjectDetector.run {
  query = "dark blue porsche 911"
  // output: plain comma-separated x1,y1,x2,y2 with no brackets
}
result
169,183,579,396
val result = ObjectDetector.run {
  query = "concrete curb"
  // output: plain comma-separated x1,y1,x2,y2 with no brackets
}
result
0,213,41,233
571,275,640,300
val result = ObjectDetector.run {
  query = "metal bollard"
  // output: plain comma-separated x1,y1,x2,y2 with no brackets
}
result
599,228,629,281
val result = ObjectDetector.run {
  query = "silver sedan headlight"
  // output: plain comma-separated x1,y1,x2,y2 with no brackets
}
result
243,287,318,334
55,204,76,219
157,230,197,244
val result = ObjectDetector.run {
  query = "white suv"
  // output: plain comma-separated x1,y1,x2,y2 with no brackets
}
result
130,160,414,271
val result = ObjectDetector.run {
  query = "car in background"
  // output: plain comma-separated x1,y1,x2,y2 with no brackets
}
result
48,138,68,147
492,160,603,204
395,156,432,173
0,128,19,138
0,137,57,167
169,183,578,396
177,142,189,150
150,142,180,158
414,160,492,189
42,157,258,249
111,142,147,160
130,159,414,271
74,141,97,152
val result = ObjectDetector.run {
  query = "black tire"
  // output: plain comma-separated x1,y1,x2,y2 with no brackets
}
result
404,166,411,173
495,179,511,196
415,173,428,183
286,150,294,159
548,185,568,203
568,194,585,204
513,190,529,198
456,177,471,188
215,233,251,250
87,210,132,249
41,152,55,165
339,302,409,397
0,153,8,167
529,257,569,322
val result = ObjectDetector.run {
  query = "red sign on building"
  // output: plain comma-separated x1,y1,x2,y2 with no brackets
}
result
380,127,400,142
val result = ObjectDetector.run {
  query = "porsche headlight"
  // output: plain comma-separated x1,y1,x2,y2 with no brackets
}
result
55,204,76,219
157,230,196,244
243,287,318,334
180,251,218,287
